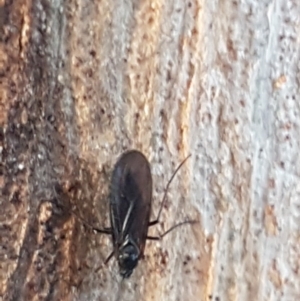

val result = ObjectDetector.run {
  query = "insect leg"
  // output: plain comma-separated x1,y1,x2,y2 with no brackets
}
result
95,250,115,273
149,154,191,226
146,220,197,240
92,227,112,235
71,209,112,234
104,250,115,264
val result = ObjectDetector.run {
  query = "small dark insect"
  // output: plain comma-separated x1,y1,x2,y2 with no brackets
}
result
75,150,195,278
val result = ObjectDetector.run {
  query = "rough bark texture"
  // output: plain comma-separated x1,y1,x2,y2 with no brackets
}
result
1,0,299,301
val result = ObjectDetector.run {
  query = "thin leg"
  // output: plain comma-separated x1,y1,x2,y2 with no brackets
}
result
104,250,114,264
95,250,115,273
150,154,191,226
71,209,112,235
146,236,160,241
148,220,158,227
93,227,112,235
146,220,197,240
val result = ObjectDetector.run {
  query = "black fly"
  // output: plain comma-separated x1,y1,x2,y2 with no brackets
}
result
75,150,195,278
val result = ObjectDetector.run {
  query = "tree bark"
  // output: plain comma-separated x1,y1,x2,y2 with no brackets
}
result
1,0,300,301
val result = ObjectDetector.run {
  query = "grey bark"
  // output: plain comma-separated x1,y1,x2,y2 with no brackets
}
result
1,0,299,301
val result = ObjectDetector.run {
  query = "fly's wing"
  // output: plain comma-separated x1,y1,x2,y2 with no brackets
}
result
110,151,152,255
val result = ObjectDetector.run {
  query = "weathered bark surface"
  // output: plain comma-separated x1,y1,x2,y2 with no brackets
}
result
1,0,299,301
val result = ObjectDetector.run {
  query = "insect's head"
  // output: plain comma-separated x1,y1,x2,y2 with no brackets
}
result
118,240,140,278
